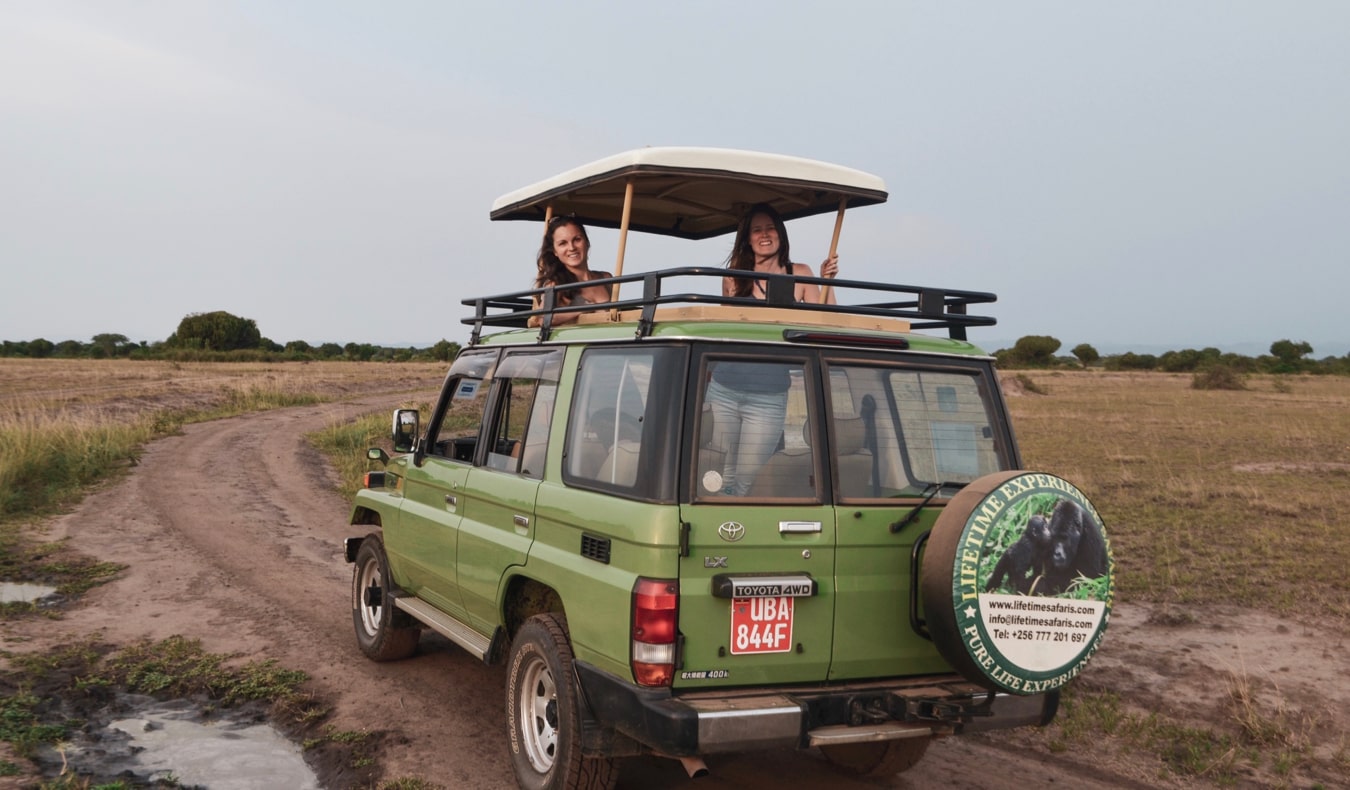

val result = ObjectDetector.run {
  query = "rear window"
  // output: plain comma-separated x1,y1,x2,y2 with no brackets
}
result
825,364,1005,499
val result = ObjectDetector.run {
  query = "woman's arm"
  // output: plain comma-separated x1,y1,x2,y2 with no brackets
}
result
792,256,838,304
527,281,581,327
791,260,838,305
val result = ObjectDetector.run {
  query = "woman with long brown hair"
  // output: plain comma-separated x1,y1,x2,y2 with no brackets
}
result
721,202,838,303
529,216,611,327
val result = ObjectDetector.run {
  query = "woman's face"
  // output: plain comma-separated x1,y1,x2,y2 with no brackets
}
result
747,212,780,262
551,222,590,271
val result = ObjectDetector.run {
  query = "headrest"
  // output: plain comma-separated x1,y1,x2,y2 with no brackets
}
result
832,417,866,455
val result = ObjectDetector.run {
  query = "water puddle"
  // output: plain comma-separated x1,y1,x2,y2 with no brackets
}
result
62,697,319,789
0,581,58,603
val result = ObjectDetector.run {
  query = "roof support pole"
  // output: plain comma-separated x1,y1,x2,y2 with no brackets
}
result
609,178,636,319
820,196,847,304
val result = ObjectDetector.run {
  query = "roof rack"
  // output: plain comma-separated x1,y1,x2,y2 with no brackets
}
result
462,267,995,346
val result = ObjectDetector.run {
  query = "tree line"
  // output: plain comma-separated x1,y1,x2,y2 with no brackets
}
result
1,311,461,363
2,311,1346,375
995,335,1349,375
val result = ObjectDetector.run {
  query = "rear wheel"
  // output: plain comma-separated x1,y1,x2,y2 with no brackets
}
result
351,535,420,661
820,737,931,778
506,613,618,790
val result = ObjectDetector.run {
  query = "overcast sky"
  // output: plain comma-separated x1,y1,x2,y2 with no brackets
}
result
3,1,1347,355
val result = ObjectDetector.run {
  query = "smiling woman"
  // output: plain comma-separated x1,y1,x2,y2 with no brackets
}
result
529,216,613,327
722,202,839,305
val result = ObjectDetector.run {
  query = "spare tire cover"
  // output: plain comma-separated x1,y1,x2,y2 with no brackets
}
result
920,471,1114,694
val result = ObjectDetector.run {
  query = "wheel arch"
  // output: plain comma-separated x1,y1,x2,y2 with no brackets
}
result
501,574,565,654
351,504,383,528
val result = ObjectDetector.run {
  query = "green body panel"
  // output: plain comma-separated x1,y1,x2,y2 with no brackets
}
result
350,480,431,597
677,501,836,687
829,509,949,678
386,454,470,618
456,468,539,634
526,483,682,679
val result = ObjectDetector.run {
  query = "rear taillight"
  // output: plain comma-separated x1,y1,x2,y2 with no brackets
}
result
631,577,678,687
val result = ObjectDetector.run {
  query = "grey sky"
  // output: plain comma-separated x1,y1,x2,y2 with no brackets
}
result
3,1,1347,355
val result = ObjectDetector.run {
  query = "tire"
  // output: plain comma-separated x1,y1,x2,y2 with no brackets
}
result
919,470,1114,694
506,613,618,790
351,535,420,661
820,737,931,778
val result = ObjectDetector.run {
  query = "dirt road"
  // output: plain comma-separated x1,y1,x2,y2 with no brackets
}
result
6,393,1334,789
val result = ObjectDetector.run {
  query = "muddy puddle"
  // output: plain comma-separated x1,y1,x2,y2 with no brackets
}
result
0,581,58,603
44,694,319,788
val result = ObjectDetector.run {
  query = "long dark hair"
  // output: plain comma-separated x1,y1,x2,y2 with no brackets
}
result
535,216,590,305
724,203,791,298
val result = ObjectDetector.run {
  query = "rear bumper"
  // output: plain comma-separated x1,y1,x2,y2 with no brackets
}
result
575,662,1056,757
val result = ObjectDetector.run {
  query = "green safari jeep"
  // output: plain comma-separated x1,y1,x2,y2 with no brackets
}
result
345,148,1115,789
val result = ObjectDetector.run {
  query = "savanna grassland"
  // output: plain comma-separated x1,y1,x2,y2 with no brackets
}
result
3,358,1349,788
1006,370,1350,621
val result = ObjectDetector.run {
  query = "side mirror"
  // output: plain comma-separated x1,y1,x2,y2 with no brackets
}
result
392,409,420,453
367,447,390,465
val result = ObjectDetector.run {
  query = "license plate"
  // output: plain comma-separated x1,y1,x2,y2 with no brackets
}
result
730,596,794,654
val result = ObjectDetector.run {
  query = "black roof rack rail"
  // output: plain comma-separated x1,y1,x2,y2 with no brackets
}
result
461,267,995,345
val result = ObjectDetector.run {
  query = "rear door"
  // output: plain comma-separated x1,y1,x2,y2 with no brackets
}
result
821,356,1015,679
677,349,837,686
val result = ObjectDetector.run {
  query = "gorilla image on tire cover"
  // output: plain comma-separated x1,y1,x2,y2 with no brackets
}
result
982,498,1108,598
984,513,1053,595
1038,499,1108,595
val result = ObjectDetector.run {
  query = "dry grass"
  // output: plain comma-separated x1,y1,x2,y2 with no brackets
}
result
0,359,443,524
1006,371,1350,619
0,358,441,422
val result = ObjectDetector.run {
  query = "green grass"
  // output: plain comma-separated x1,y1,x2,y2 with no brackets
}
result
1007,372,1350,619
0,637,320,764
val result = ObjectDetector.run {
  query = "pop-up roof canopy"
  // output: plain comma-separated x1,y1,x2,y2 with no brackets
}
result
489,146,888,240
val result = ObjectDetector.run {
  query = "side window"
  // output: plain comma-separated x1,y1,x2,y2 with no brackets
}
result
564,346,683,499
426,350,498,461
484,349,563,478
694,358,814,500
825,364,1004,499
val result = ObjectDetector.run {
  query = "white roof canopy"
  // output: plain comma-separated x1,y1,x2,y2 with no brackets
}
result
490,146,888,240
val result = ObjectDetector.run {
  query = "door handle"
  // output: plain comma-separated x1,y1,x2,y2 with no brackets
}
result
513,515,530,529
445,494,457,507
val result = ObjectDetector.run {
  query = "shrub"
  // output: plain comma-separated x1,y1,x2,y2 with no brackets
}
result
1016,373,1049,395
1192,366,1247,391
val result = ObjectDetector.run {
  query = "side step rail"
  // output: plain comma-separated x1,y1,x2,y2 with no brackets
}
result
394,595,493,660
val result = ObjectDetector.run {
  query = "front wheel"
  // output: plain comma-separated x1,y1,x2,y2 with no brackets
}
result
820,737,931,778
506,613,617,790
351,535,419,661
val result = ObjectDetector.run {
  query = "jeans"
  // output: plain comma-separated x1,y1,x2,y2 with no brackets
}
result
705,379,788,496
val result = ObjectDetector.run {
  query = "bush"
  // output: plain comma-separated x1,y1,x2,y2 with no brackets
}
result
1192,366,1247,391
1016,373,1049,395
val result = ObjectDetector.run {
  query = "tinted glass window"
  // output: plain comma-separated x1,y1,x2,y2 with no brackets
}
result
826,365,1004,499
564,346,683,499
485,349,563,478
426,349,498,461
694,359,815,500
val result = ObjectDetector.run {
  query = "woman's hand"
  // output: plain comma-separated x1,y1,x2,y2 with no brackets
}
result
820,253,839,279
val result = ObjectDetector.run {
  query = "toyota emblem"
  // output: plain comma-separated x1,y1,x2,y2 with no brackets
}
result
717,521,746,542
